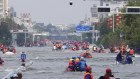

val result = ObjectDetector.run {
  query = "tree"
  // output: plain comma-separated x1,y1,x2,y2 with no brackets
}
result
0,21,12,45
97,0,140,50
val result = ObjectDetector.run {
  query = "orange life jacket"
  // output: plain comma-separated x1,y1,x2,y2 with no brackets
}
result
68,60,74,66
75,58,80,64
84,72,94,79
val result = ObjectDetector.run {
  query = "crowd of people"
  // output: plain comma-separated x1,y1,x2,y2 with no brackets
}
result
0,49,26,78
66,43,136,79
67,56,118,79
52,42,63,50
0,40,137,79
84,67,118,79
108,45,135,65
67,56,87,72
116,48,134,64
52,40,90,51
0,44,16,66
80,50,92,58
66,46,118,79
0,44,16,54
92,45,105,53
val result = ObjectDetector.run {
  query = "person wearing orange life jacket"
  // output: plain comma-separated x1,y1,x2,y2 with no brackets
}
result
75,58,80,71
84,66,94,79
68,57,75,71
104,68,114,79
83,50,91,58
129,48,134,56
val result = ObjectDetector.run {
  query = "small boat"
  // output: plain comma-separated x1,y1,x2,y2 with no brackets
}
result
4,52,14,55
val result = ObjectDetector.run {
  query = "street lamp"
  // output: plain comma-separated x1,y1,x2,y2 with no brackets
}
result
23,29,28,46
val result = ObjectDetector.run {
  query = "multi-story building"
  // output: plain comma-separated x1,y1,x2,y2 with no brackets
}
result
0,0,8,17
90,0,128,22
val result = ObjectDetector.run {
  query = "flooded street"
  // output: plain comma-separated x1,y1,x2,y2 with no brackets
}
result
1,46,140,79
0,0,139,79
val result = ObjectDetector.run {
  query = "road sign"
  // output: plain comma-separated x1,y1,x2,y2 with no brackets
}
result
76,25,91,32
126,6,140,13
98,7,110,13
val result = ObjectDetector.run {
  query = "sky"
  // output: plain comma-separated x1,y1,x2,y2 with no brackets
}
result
9,0,99,25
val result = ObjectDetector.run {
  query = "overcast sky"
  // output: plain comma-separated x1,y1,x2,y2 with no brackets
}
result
9,0,100,25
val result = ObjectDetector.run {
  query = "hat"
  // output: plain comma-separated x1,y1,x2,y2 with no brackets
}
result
86,66,92,71
106,68,111,73
80,57,84,60
75,58,79,62
77,56,81,59
72,56,76,59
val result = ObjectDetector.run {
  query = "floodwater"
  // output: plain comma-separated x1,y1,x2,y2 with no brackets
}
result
1,46,140,79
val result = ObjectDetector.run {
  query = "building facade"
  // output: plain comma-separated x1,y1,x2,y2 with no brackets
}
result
90,0,128,22
0,0,8,17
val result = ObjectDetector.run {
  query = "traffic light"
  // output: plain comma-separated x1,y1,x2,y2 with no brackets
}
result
126,7,140,13
69,1,73,5
98,7,110,12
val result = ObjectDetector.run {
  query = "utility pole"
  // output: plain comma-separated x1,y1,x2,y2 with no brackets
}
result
113,13,115,32
81,33,82,42
24,29,27,47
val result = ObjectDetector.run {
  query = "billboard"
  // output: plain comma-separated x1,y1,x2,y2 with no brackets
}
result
76,25,91,32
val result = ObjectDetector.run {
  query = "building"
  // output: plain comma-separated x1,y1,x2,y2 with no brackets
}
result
90,0,128,22
55,24,69,30
100,0,128,12
0,0,8,17
9,7,17,17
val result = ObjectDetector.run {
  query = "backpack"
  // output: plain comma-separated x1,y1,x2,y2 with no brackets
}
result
80,61,86,69
85,74,91,79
